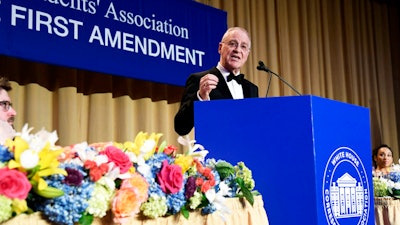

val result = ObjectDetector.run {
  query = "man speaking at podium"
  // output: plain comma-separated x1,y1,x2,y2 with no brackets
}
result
174,27,259,136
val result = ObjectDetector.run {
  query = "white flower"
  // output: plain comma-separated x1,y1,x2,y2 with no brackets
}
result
140,139,156,154
205,184,231,221
127,146,152,179
178,135,209,161
17,124,34,142
393,182,400,190
386,180,395,189
15,124,59,152
137,162,152,180
218,182,232,197
99,176,117,191
392,164,400,172
69,142,93,166
109,164,126,180
19,149,39,169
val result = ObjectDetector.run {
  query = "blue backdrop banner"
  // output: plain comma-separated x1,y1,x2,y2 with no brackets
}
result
0,0,227,86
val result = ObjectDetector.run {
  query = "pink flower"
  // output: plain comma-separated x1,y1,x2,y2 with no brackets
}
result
0,168,32,199
156,160,183,194
101,146,131,174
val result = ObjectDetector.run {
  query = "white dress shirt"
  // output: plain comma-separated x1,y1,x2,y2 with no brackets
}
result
217,64,244,99
197,63,244,100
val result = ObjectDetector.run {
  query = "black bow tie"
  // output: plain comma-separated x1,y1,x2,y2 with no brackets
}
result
227,73,244,84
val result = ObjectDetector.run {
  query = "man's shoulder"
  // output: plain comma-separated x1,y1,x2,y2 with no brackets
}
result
242,79,259,97
191,67,219,77
243,78,258,87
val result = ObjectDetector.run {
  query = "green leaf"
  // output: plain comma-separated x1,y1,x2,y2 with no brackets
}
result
158,140,167,153
215,162,235,180
114,178,122,189
34,186,64,198
197,193,210,208
79,213,94,225
236,177,254,206
181,206,190,219
27,165,41,179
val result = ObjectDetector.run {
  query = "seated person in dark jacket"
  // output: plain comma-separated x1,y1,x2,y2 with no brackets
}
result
174,27,259,136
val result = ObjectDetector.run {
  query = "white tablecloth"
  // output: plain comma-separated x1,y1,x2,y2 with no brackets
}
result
2,196,269,225
374,197,400,225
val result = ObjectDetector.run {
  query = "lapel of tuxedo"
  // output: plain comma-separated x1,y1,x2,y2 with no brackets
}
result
242,81,252,98
209,68,233,99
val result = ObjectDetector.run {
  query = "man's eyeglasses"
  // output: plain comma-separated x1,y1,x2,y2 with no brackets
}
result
223,40,250,52
0,101,13,111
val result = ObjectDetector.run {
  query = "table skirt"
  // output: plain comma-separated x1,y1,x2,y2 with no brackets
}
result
374,197,400,225
1,196,269,225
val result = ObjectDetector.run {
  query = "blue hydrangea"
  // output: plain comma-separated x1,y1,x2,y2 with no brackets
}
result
389,172,400,183
148,180,166,197
223,174,238,197
166,188,186,214
0,145,13,163
201,203,217,215
204,158,218,169
213,170,221,185
33,163,94,225
146,153,171,175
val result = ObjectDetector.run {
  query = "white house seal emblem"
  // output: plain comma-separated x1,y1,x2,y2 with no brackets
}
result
323,147,370,225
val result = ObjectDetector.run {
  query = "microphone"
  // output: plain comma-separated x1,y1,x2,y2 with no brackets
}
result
257,61,302,96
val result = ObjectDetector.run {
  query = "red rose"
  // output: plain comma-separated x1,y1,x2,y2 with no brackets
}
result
101,146,131,174
0,168,32,199
163,145,177,155
157,160,183,194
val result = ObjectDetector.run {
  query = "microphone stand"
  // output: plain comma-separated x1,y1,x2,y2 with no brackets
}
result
265,71,273,97
257,61,302,96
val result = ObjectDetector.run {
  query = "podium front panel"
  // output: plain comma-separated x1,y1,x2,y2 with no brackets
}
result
194,96,374,225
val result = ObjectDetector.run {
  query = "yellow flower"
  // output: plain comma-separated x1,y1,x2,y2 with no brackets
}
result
11,199,28,215
5,137,29,171
174,154,194,173
125,132,163,159
37,147,65,175
32,147,67,191
5,135,67,192
120,141,135,152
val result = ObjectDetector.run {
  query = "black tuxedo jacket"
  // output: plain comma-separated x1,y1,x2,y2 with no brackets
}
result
174,67,259,135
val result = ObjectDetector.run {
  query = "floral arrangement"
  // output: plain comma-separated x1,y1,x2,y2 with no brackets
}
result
0,124,258,225
373,163,400,198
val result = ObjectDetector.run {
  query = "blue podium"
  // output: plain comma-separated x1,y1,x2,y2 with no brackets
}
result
194,96,374,225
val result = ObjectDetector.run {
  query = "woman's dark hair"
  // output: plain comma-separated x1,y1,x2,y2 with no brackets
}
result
372,144,392,168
